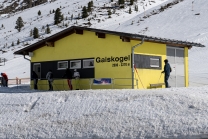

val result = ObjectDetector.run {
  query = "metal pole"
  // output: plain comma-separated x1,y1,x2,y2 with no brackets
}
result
132,37,145,89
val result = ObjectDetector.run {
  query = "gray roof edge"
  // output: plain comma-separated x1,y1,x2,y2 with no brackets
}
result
14,26,205,54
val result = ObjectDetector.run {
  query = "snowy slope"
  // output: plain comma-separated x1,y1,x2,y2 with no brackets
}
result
1,87,208,139
1,0,208,138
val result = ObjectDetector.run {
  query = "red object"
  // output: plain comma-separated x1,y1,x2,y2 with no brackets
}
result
67,79,73,90
1,73,8,81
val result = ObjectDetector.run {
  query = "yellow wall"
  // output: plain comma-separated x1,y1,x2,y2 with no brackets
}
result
32,30,133,90
31,30,189,90
131,40,167,89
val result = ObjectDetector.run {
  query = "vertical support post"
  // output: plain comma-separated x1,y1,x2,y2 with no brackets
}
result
131,37,145,89
16,77,18,85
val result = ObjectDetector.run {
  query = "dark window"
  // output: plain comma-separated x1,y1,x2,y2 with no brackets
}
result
134,54,161,69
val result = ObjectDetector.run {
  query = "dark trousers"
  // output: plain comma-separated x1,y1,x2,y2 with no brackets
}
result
1,78,8,87
5,80,8,87
48,80,53,91
165,75,170,88
34,79,38,89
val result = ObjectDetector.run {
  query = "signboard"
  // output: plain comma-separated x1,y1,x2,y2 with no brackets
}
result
93,78,112,85
95,55,131,68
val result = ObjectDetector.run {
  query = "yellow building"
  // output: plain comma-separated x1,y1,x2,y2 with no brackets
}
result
14,26,204,90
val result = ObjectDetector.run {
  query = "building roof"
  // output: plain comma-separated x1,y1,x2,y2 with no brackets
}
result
14,26,205,55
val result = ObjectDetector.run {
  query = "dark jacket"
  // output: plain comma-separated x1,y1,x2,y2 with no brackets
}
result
46,71,53,82
32,71,38,79
163,63,171,76
63,69,72,79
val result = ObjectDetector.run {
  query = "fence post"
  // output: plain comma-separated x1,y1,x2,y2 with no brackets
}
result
16,77,18,85
136,79,138,89
112,78,114,89
90,79,92,89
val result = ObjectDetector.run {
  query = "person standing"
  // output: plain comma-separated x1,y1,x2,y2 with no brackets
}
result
73,69,80,90
32,71,38,90
1,72,8,87
46,70,53,91
161,59,172,88
62,68,73,90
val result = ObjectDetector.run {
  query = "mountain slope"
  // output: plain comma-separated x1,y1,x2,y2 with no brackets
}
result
0,0,207,86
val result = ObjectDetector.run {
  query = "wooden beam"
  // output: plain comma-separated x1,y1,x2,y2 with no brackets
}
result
75,29,83,34
45,41,54,47
120,36,130,42
96,32,105,38
121,37,130,42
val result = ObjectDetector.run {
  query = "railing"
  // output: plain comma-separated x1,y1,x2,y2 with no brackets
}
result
0,78,139,90
0,77,30,89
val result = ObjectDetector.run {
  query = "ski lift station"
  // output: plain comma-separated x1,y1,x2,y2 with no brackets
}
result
14,26,204,90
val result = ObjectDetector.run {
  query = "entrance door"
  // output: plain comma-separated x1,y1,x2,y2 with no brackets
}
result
33,63,41,79
167,46,185,87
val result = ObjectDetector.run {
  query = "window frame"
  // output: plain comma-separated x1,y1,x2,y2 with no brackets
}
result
150,58,160,68
83,59,94,68
57,61,68,70
70,60,81,69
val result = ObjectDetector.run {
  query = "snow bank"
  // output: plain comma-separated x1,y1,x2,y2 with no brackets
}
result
0,87,208,139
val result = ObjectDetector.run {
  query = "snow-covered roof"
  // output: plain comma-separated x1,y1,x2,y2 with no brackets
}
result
14,26,205,55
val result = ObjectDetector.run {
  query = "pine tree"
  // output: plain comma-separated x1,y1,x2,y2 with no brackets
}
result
1,24,3,28
130,0,134,5
71,14,73,21
82,6,88,18
15,17,24,32
87,2,92,12
45,25,51,34
33,27,39,39
60,14,64,21
113,9,116,14
17,39,20,45
119,0,124,5
30,29,33,37
78,13,80,19
54,8,63,25
11,42,14,46
129,7,132,14
108,9,112,15
26,0,32,8
135,5,138,12
38,10,41,16
90,1,93,7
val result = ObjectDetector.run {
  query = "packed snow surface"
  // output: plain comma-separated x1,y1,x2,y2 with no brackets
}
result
1,0,208,138
1,87,208,139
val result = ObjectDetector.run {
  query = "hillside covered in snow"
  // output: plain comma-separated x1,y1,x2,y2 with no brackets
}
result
0,0,207,86
1,0,208,139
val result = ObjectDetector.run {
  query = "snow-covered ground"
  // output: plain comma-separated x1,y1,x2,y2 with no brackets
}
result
1,0,208,138
1,87,208,139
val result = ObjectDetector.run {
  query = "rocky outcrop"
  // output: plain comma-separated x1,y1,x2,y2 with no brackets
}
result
0,0,48,14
